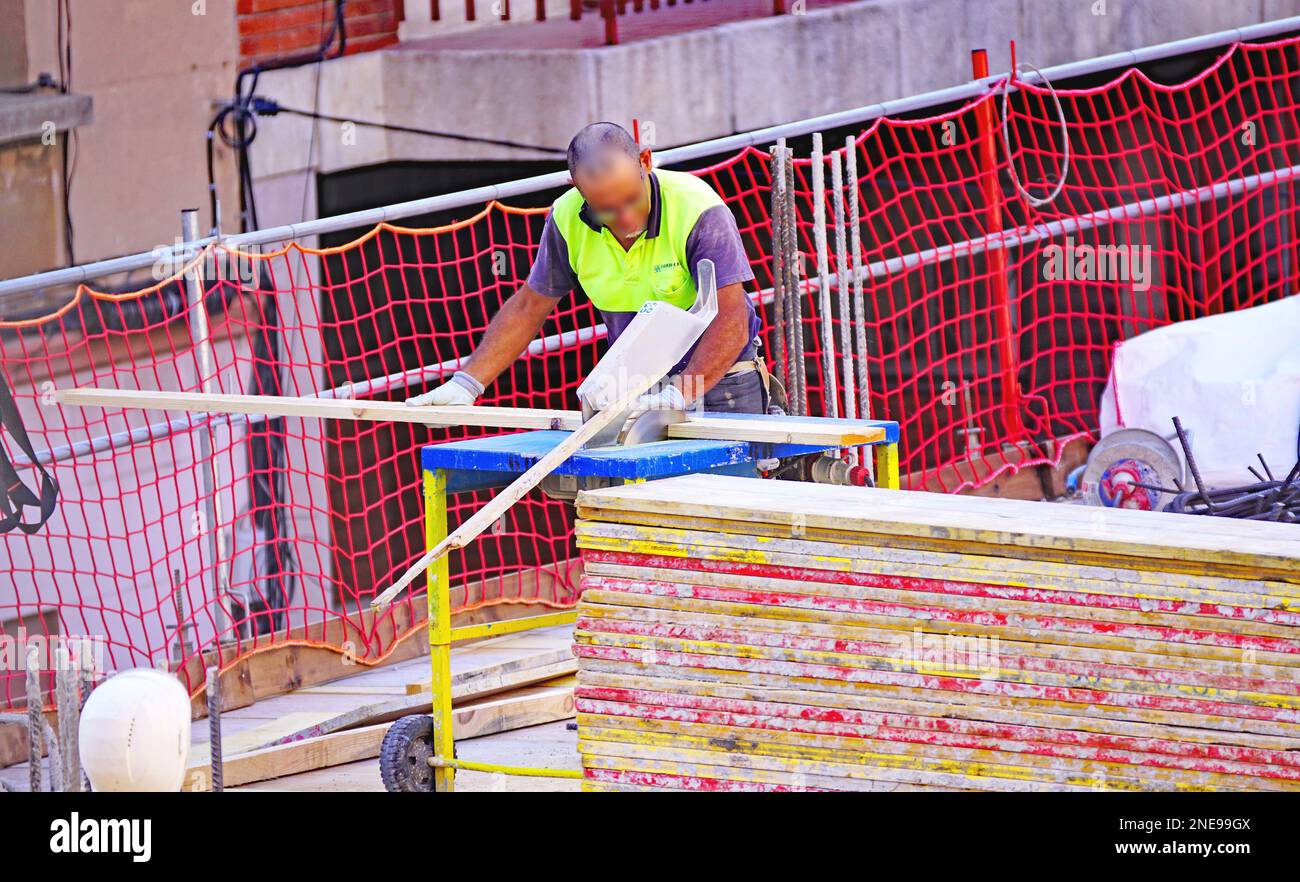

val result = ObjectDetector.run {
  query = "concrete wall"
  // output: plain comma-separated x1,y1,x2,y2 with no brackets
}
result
0,0,28,89
0,2,89,280
17,0,243,268
0,139,69,279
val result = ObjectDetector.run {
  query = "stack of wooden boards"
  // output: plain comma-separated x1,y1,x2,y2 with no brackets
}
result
181,625,576,791
571,475,1300,792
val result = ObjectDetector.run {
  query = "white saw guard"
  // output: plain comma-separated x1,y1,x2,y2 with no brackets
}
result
577,259,719,413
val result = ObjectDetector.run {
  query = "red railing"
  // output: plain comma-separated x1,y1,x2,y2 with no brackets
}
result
435,0,789,45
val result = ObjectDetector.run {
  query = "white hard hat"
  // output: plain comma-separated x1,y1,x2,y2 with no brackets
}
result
79,668,192,792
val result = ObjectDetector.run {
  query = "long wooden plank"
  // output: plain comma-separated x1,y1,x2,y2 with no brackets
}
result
585,569,1300,666
581,579,1300,669
574,520,1300,610
187,656,577,770
576,686,1300,776
578,504,1296,585
581,712,1287,790
668,414,885,446
577,597,1300,686
54,388,887,448
576,669,1300,752
577,653,1300,741
284,657,577,741
183,624,573,753
57,387,578,431
578,717,1284,791
370,367,665,609
573,625,1300,713
582,559,1300,642
584,472,1297,544
180,586,579,721
577,602,1300,693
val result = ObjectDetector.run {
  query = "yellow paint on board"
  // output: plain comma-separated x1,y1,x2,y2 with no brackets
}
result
575,506,1300,584
574,522,1300,610
578,718,1269,791
573,628,1300,709
578,587,1300,671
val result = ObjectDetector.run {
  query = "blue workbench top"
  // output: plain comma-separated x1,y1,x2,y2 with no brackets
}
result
421,414,899,494
422,430,753,480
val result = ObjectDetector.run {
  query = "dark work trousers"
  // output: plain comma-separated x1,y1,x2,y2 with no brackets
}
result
701,369,767,414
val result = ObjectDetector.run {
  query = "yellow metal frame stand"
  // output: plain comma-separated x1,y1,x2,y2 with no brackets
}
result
423,468,583,790
419,435,900,791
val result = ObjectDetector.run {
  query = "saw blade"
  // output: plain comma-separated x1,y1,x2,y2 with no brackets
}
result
1081,428,1184,510
618,408,686,447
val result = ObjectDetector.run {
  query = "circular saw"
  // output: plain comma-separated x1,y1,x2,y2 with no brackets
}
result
579,397,686,447
1080,428,1184,510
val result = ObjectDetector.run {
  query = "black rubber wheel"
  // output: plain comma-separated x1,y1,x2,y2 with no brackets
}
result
379,714,437,792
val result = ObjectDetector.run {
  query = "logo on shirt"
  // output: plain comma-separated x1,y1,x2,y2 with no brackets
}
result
654,262,681,273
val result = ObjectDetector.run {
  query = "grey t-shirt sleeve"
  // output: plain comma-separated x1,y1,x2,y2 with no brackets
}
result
526,214,579,298
685,204,756,289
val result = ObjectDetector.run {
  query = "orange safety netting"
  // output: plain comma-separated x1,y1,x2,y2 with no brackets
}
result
3,35,1300,704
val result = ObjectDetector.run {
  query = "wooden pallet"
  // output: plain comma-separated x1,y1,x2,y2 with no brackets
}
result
185,677,576,791
570,475,1300,792
179,625,576,790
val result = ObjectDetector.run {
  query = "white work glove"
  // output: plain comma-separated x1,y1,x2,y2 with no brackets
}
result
630,383,687,414
405,371,484,407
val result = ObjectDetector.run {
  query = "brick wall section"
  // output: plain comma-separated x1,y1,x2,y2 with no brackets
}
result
237,0,403,69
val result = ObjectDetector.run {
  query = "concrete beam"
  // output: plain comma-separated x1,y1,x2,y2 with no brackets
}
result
0,91,93,146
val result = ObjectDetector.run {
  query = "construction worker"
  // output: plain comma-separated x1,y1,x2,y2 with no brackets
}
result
407,122,769,415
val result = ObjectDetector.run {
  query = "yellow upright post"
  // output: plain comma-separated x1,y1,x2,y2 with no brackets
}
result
424,468,456,792
874,442,900,490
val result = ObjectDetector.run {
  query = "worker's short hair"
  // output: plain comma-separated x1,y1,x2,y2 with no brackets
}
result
567,123,640,182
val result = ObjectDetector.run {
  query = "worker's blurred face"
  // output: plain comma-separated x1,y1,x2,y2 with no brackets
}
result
575,150,653,241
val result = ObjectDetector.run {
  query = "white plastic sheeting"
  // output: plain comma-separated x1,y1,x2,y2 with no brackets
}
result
1099,295,1300,487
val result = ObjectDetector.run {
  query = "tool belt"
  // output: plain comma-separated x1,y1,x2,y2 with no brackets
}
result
724,356,777,414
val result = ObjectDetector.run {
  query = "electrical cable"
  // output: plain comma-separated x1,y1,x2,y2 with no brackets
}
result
262,103,565,154
203,0,564,235
299,0,331,224
207,0,348,234
57,0,76,263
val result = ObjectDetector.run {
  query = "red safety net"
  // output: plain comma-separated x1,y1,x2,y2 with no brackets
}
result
3,36,1299,704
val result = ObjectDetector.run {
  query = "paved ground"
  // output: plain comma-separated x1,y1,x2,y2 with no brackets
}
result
3,719,582,793
3,625,580,793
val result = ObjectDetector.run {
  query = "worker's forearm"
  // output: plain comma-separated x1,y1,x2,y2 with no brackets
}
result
461,286,557,387
674,284,752,405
